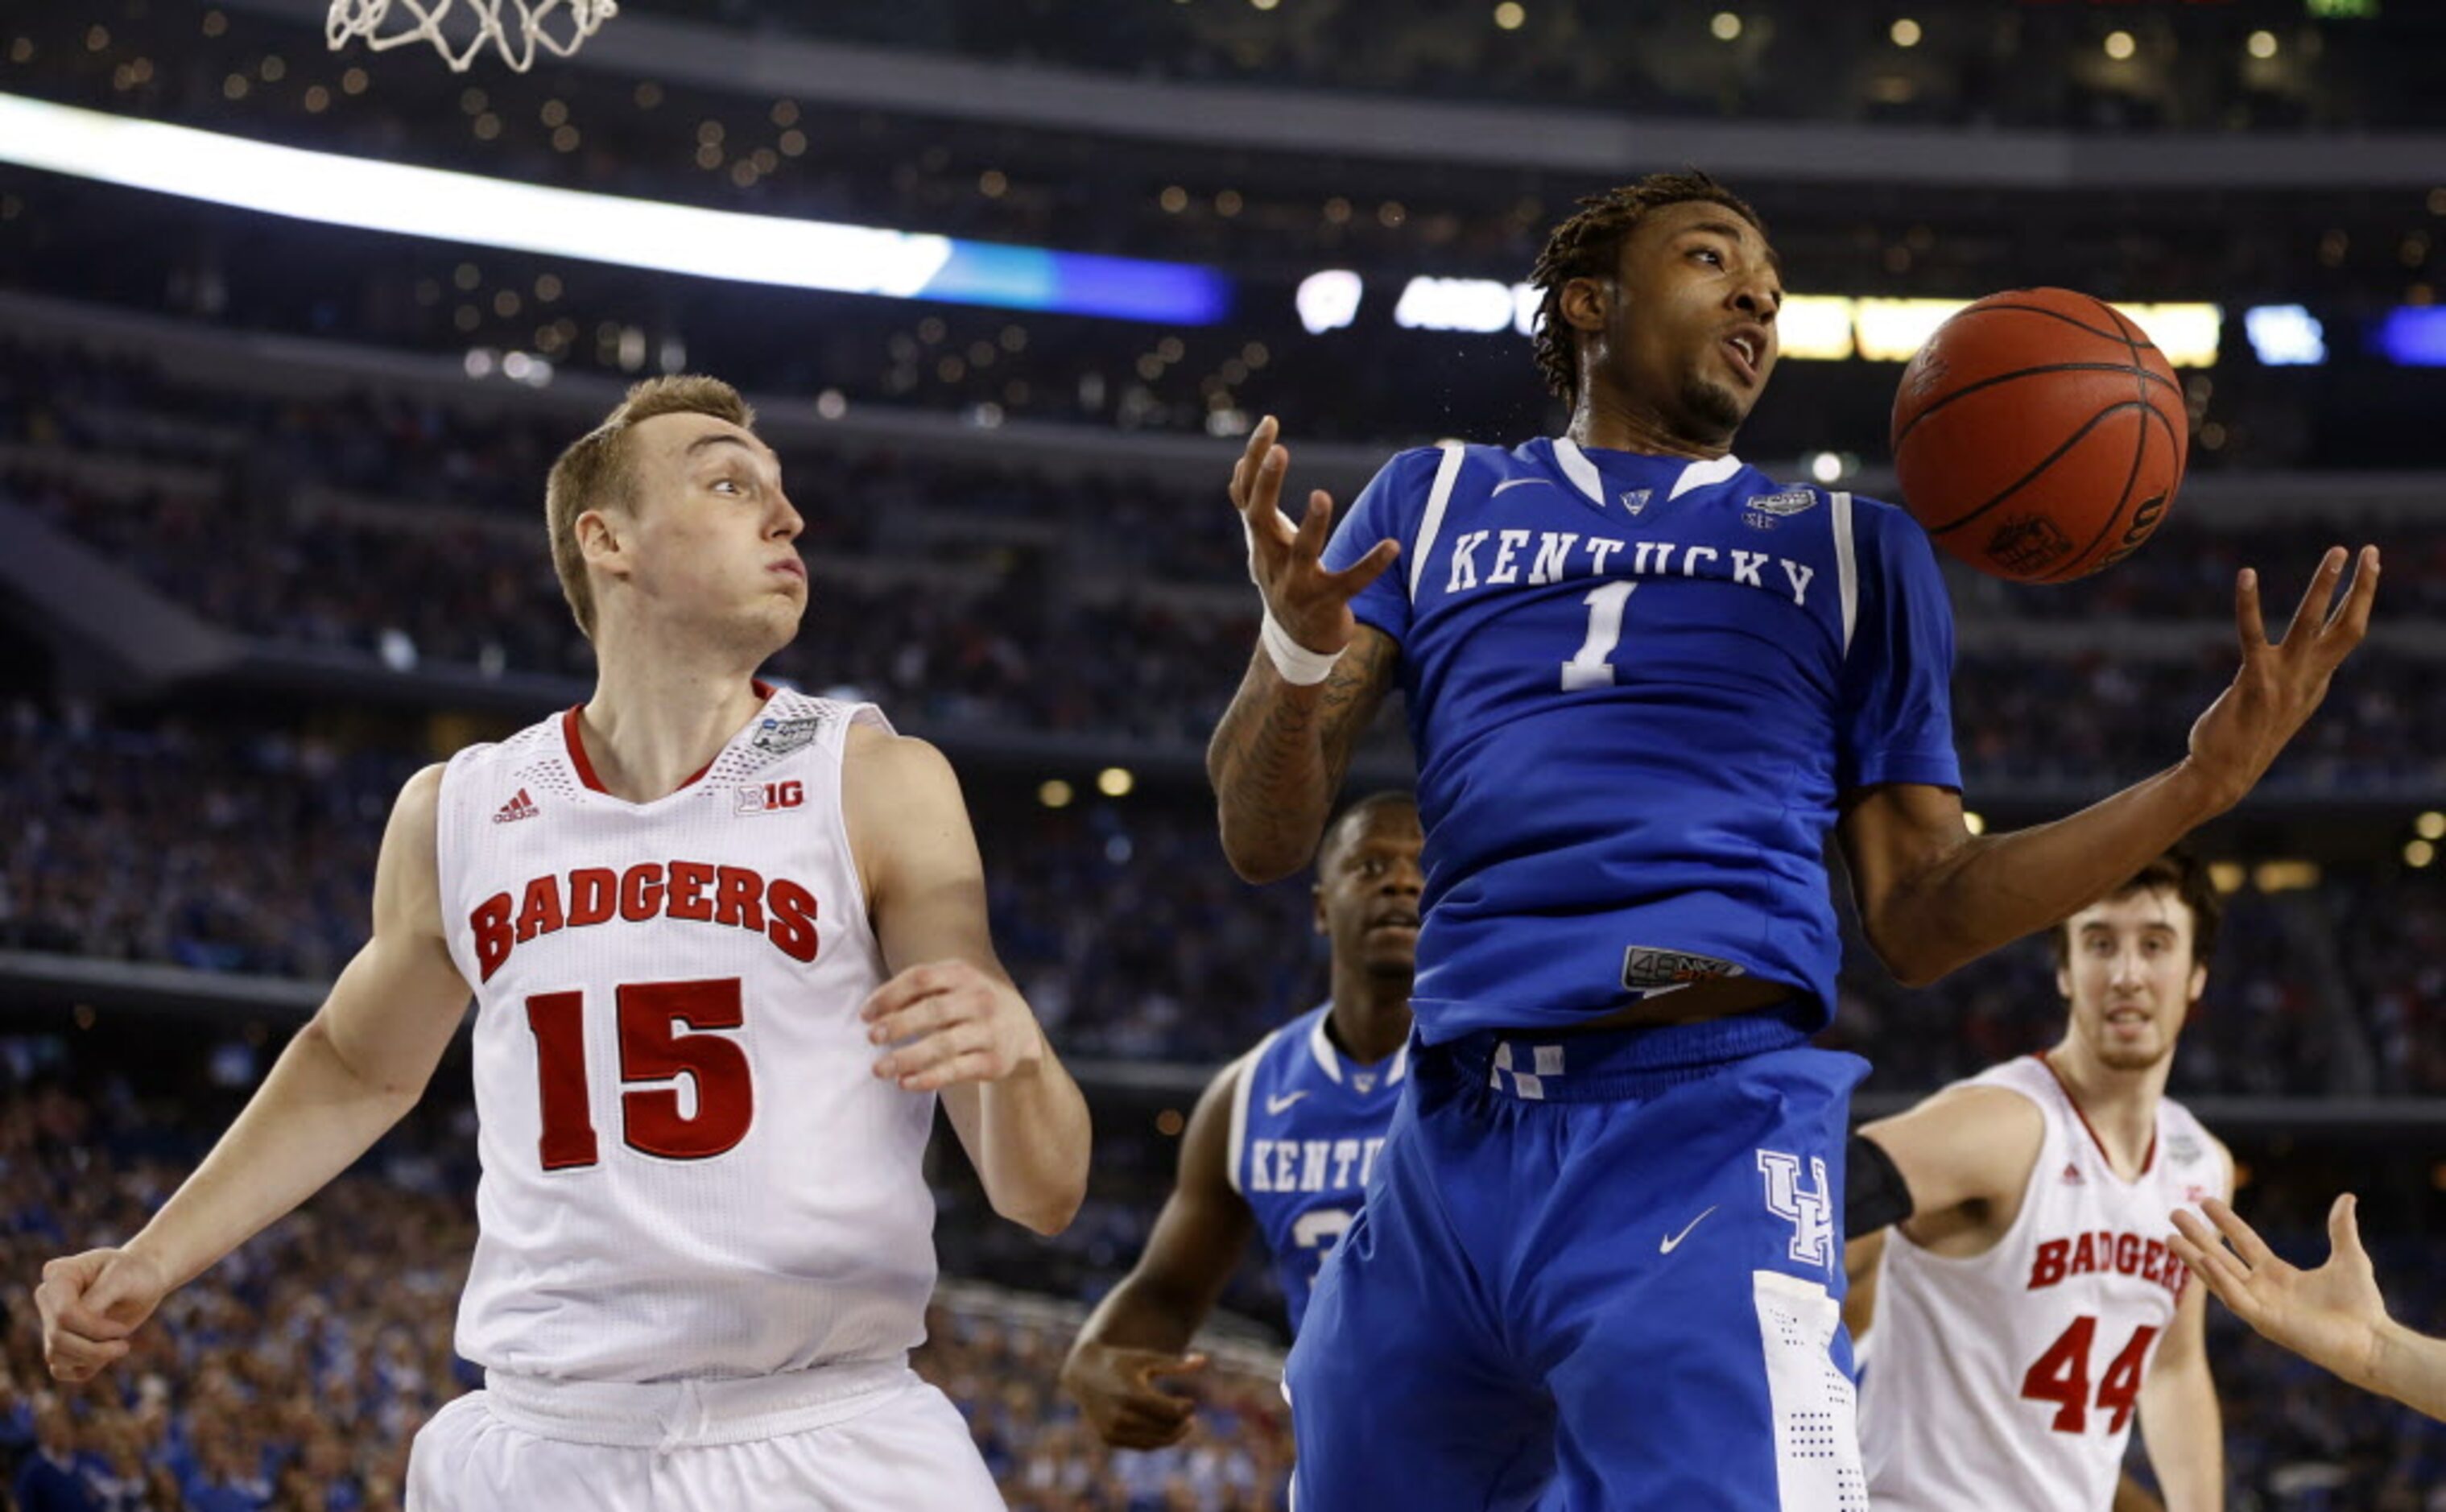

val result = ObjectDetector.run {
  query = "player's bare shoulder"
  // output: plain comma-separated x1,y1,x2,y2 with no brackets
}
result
374,762,452,938
841,723,977,907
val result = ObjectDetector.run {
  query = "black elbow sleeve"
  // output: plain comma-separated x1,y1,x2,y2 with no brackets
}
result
1845,1133,1914,1240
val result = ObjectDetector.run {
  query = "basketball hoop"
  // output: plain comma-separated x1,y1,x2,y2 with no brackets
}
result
326,0,618,72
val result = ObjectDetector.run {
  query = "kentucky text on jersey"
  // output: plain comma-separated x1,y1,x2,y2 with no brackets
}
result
1320,436,1961,1040
1245,1135,1386,1195
2027,1232,2189,1298
1442,532,1820,606
1229,1006,1408,1334
469,861,821,981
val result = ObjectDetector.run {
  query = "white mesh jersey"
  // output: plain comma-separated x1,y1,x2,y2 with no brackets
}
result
1859,1055,2227,1510
434,688,936,1383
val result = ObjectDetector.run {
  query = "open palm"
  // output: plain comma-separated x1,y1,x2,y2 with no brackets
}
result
2170,1195,2388,1387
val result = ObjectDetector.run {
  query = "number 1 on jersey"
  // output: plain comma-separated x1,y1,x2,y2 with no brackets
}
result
1562,581,1637,690
523,977,756,1171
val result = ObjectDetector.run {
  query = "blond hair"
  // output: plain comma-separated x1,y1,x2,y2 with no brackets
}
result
543,375,757,638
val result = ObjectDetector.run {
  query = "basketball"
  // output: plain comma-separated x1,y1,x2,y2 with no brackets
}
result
1890,288,2189,584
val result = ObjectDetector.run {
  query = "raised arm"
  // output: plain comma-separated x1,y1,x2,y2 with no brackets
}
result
849,725,1090,1237
1842,546,2377,986
1060,1056,1258,1448
37,764,473,1382
1208,416,1404,883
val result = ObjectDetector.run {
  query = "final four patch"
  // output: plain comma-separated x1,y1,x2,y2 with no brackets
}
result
1742,488,1818,531
750,714,826,756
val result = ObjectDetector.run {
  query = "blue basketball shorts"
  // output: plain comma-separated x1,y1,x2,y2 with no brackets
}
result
1284,1017,1870,1511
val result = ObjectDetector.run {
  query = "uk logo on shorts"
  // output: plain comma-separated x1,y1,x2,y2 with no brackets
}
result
1758,1149,1833,1270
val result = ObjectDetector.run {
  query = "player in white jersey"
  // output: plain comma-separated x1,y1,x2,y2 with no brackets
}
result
1845,849,2231,1511
35,376,1093,1510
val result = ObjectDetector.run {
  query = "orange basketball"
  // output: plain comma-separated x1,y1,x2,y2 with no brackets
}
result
1890,288,2188,584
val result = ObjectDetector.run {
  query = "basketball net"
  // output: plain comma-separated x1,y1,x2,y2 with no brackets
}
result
326,0,617,72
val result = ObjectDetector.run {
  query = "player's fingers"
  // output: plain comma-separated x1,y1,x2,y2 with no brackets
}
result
2317,547,2380,655
2233,568,2269,657
2166,1231,2249,1309
81,1265,155,1330
874,1021,982,1083
2276,547,2348,652
2201,1197,2283,1272
1229,416,1279,504
866,989,973,1047
1127,1350,1209,1389
894,1037,996,1091
45,1335,130,1381
1105,1408,1196,1450
857,964,957,1023
2327,1192,2370,1263
1292,488,1338,560
35,1279,136,1345
1323,539,1403,596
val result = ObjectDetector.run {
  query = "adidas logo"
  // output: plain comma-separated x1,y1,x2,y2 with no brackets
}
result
2060,1162,2084,1186
492,788,540,824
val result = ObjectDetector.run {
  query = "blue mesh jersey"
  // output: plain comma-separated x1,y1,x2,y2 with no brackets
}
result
1320,436,1961,1043
1225,1004,1409,1334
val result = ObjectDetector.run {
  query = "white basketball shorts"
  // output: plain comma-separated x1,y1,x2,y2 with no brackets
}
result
405,1359,1002,1511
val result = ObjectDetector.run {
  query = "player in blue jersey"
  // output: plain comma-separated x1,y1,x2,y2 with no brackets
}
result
1208,171,2381,1509
1060,793,1419,1450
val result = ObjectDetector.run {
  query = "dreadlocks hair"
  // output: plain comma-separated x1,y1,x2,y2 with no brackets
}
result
1528,171,1768,410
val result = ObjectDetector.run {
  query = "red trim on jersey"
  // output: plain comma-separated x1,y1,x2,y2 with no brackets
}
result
2034,1052,2156,1178
562,681,779,799
562,706,608,793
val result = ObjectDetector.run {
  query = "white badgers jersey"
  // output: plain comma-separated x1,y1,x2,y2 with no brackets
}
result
435,687,933,1382
1860,1055,2227,1510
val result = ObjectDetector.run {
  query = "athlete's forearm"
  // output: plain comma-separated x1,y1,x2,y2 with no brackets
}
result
1875,761,2224,985
126,1015,422,1290
1208,648,1345,883
967,1035,1091,1237
2367,1318,2446,1421
1075,1266,1213,1357
2138,1338,2223,1512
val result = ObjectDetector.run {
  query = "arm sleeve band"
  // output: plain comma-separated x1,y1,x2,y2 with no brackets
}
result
1846,1132,1915,1239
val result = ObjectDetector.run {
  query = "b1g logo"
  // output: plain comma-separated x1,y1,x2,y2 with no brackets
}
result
1758,1149,1834,1270
734,780,805,816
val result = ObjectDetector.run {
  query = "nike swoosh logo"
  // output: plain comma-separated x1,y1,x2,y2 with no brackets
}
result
1266,1092,1310,1114
1659,1206,1718,1254
1490,477,1555,495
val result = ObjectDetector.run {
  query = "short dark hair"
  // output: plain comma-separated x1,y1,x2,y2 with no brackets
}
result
1319,791,1419,870
1528,171,1767,410
2047,849,2223,969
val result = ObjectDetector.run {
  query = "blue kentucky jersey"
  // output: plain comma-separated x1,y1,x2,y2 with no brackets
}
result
1320,436,1961,1042
1227,1005,1408,1334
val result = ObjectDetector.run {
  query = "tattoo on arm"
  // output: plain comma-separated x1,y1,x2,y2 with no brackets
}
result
1209,629,1398,876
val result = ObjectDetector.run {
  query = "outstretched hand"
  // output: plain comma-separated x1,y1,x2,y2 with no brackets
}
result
1230,415,1400,655
2184,546,2378,812
2170,1195,2389,1390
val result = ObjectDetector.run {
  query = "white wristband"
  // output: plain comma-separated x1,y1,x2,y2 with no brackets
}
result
1261,613,1344,686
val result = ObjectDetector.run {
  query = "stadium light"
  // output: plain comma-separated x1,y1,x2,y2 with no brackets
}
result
0,93,1232,324
2244,304,2327,366
1779,295,1858,361
1394,277,1518,333
1295,270,1365,334
2373,306,2446,366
